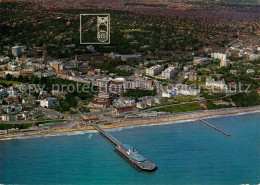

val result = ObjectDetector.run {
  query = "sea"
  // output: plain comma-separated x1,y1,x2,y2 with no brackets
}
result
0,112,259,185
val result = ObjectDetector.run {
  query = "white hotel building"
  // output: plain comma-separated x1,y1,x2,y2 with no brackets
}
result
205,77,227,89
40,98,55,108
146,65,164,76
211,52,228,61
161,67,177,79
179,85,200,96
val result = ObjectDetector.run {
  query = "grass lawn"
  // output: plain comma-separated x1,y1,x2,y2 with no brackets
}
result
36,116,49,121
154,96,198,107
173,96,198,102
155,102,204,113
0,79,29,85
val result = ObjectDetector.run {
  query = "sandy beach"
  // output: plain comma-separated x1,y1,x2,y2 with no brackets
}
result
1,106,260,140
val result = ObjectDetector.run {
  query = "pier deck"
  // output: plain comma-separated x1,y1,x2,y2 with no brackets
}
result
199,119,230,136
92,123,121,145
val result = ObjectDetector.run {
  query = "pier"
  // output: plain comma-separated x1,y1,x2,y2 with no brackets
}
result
92,123,121,145
91,123,158,172
199,119,230,137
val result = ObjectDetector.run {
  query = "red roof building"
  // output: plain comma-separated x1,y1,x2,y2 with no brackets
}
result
109,81,125,93
92,98,110,109
87,70,96,76
6,96,20,103
82,118,100,124
112,106,133,115
19,70,34,77
227,82,237,87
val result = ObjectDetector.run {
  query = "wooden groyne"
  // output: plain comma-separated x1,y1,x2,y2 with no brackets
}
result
199,119,230,137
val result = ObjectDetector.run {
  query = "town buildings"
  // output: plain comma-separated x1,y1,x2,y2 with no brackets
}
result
205,77,227,89
112,106,133,115
247,69,255,74
0,56,10,63
162,90,174,98
146,65,164,76
179,85,200,96
220,59,230,68
2,114,18,122
193,57,210,65
0,88,7,99
211,52,228,61
161,67,177,79
12,46,23,57
109,52,142,62
40,98,55,108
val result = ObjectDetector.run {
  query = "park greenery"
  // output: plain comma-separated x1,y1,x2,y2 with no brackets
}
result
94,60,137,77
229,91,260,107
122,89,157,100
206,100,233,110
155,103,204,113
0,124,33,130
201,90,226,100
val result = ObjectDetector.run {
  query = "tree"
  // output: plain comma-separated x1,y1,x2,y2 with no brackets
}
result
2,99,7,105
206,100,216,110
17,75,24,82
53,105,60,111
23,76,29,83
30,75,39,84
6,73,13,81
231,91,260,107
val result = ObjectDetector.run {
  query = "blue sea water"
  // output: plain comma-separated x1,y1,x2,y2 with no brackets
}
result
0,112,259,185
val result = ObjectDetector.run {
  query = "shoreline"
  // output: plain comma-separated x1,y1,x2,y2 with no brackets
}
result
1,106,260,140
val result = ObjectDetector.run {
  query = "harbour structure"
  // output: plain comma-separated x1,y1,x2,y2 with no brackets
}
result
91,123,157,172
